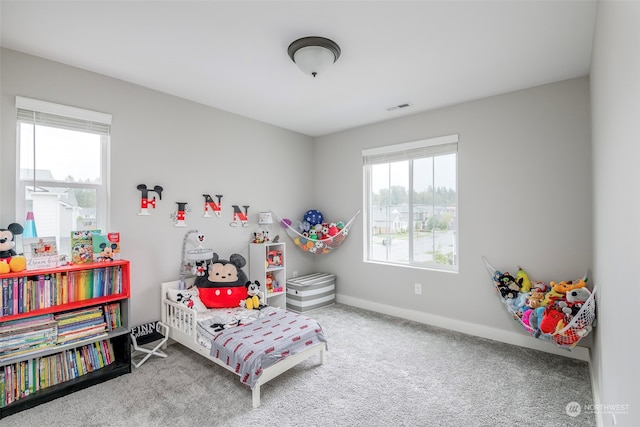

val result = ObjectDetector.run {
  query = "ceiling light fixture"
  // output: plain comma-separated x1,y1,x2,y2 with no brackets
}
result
288,36,341,78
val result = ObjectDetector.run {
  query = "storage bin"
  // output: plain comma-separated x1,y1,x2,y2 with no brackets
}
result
286,273,336,313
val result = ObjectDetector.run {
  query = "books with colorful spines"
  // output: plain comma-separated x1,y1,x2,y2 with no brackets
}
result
65,349,76,379
12,278,18,316
0,326,58,350
70,230,100,265
17,277,23,314
0,366,5,407
100,339,113,365
103,302,121,330
61,272,68,305
57,322,108,344
86,344,98,372
1,278,7,316
57,315,106,332
4,278,14,316
55,306,104,324
0,312,55,327
93,341,105,368
57,315,105,331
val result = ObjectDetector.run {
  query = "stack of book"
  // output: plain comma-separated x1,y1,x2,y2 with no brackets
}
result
0,315,58,362
55,306,108,346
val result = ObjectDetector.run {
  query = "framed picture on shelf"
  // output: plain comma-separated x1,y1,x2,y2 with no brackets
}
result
22,236,59,270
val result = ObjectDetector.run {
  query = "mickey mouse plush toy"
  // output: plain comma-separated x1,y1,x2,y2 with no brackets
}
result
0,223,26,274
194,253,249,308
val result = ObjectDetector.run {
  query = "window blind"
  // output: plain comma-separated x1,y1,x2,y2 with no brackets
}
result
16,96,111,135
362,134,458,165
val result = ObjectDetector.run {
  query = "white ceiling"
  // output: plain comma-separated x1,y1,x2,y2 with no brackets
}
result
0,1,597,137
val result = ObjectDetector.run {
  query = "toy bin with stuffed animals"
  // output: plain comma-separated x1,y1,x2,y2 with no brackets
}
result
286,273,336,313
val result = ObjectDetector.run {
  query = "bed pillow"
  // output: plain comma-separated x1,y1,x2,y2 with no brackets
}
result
166,288,208,313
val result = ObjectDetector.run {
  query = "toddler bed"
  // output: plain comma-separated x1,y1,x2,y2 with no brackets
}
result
160,279,327,408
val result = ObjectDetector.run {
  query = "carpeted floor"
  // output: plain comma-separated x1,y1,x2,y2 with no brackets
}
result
2,303,595,427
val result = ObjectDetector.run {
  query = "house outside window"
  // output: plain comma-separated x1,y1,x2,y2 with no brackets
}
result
16,97,111,259
363,134,458,271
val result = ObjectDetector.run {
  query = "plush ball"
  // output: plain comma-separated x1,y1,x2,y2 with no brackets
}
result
9,256,26,273
303,210,324,226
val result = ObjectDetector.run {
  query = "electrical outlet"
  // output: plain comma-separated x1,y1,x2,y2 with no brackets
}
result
292,270,298,278
414,283,422,295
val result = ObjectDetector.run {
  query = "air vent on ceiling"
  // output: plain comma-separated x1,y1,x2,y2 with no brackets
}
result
386,102,412,112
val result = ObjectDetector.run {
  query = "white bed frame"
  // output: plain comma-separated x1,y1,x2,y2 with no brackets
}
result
160,279,326,408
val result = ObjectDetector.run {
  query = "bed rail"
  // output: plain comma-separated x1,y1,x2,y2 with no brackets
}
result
161,279,198,340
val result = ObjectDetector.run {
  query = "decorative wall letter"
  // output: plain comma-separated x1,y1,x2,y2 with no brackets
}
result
203,194,223,218
137,184,163,216
230,205,250,227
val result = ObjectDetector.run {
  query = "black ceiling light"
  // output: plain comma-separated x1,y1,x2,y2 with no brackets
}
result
288,36,341,78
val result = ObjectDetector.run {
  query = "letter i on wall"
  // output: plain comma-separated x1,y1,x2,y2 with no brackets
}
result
173,202,188,227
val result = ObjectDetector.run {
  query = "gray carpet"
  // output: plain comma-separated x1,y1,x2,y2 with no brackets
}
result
2,303,595,427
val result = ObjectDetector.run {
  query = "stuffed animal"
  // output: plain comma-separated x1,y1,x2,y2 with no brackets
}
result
530,280,548,293
506,292,529,316
521,308,534,333
194,253,249,308
551,279,586,294
0,223,26,274
541,288,564,307
516,267,532,293
563,287,592,317
530,306,546,337
526,290,546,309
495,272,520,299
539,306,565,334
240,280,264,310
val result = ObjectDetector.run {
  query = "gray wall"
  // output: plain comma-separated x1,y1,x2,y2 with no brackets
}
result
315,77,593,358
590,2,640,426
0,48,317,327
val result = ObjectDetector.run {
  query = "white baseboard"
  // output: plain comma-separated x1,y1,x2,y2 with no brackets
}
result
337,293,591,362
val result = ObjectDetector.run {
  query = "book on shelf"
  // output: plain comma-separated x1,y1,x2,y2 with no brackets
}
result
70,230,101,265
103,302,122,330
0,338,117,408
0,265,124,318
22,236,59,270
92,232,121,262
0,316,58,361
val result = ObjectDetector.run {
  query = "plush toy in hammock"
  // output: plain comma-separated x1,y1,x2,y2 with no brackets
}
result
194,253,249,308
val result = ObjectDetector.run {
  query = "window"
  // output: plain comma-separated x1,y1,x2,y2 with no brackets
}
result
363,134,458,271
16,97,111,259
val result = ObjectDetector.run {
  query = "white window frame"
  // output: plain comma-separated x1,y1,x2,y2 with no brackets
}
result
15,96,111,256
363,134,458,272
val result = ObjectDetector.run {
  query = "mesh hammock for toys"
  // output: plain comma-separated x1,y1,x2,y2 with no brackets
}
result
483,257,597,349
273,211,360,255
